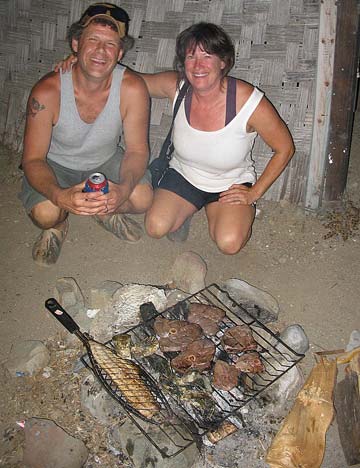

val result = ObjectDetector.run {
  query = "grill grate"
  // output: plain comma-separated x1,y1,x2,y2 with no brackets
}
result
83,284,304,458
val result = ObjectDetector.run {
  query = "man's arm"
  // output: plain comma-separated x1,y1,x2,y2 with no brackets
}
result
22,73,63,204
139,71,178,100
22,73,108,215
108,70,150,210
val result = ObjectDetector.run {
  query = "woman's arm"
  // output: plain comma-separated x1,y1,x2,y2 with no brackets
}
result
219,94,294,206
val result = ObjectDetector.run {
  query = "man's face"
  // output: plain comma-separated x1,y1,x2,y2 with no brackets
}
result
72,22,123,81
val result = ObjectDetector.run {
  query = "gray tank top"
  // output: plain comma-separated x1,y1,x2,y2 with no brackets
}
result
47,64,125,171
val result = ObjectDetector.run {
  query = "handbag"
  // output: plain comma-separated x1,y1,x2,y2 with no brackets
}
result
149,82,189,188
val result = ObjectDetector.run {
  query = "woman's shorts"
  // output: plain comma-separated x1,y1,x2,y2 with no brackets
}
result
158,168,252,211
19,150,152,213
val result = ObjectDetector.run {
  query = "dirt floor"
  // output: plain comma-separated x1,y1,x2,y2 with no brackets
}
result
0,112,359,467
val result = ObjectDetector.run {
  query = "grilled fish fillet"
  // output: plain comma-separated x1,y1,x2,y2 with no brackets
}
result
90,341,160,418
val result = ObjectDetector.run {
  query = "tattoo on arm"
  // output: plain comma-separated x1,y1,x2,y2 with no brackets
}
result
27,98,45,118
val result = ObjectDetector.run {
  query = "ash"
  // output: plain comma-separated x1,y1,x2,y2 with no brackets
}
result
199,398,288,468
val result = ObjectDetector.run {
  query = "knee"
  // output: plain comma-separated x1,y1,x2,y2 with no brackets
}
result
129,184,153,214
30,203,66,230
144,212,168,239
215,231,251,255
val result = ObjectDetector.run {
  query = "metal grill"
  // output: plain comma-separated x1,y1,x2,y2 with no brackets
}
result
84,284,304,458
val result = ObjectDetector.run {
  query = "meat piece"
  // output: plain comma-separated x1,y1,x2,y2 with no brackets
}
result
234,352,265,373
187,303,226,335
154,317,203,352
221,325,257,353
171,339,216,374
212,360,239,391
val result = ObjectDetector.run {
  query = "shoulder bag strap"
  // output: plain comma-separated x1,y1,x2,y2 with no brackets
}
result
159,81,190,162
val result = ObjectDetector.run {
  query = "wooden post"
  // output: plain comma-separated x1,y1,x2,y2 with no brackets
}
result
305,0,337,211
322,0,360,205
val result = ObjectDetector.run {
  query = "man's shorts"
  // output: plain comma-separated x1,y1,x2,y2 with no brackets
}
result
158,168,252,210
19,150,152,213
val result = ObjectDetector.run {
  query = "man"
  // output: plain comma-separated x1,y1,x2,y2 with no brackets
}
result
19,3,152,266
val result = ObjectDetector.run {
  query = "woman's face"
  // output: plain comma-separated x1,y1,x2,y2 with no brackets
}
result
184,44,225,93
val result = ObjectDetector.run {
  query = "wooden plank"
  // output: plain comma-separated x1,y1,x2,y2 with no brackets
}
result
322,0,360,204
266,357,337,468
305,0,337,211
334,371,360,465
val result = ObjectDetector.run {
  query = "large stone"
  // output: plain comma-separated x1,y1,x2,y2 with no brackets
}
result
23,418,88,468
89,284,167,342
109,419,200,468
220,278,280,323
262,364,305,414
5,340,50,377
89,280,123,309
169,251,207,294
278,324,309,355
53,277,85,314
80,373,126,425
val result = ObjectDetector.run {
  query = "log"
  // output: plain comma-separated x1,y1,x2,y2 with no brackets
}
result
266,357,337,468
334,348,360,465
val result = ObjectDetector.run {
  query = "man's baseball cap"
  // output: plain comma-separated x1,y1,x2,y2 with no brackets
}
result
79,3,130,38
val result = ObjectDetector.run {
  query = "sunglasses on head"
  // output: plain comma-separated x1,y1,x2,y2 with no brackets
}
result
80,3,129,25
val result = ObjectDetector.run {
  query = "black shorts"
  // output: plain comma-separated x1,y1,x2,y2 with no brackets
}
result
158,168,252,210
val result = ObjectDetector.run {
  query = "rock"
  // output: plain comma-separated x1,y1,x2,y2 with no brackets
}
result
219,278,279,323
169,251,207,294
89,284,167,342
54,277,85,315
165,288,190,307
109,419,200,468
80,373,126,425
263,364,305,414
5,340,50,377
345,329,360,352
89,280,123,309
278,324,309,355
23,418,88,468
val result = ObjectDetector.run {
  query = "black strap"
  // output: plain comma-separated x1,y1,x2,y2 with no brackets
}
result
159,81,190,163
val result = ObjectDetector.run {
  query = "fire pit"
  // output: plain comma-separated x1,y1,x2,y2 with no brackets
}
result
82,284,304,458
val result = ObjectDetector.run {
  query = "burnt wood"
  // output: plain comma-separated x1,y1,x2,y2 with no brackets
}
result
323,0,360,204
334,371,360,465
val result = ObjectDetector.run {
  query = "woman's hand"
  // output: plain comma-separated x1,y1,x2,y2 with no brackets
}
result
219,184,258,205
53,54,77,73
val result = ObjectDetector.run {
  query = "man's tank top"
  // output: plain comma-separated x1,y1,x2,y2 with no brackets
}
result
170,82,264,192
47,64,125,171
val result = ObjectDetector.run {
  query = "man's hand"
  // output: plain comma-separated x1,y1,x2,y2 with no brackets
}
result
104,180,132,213
219,184,258,206
54,181,109,215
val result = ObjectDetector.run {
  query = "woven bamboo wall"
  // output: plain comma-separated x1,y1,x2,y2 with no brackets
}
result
0,0,320,204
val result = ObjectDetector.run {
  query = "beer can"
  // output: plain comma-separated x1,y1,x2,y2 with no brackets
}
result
83,172,109,194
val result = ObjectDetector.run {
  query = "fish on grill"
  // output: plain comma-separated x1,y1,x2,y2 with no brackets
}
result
90,341,160,418
212,360,239,391
187,303,225,335
221,325,257,353
234,351,265,373
171,338,216,374
154,317,203,352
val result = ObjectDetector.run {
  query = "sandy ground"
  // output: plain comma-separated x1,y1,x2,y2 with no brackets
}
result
0,112,359,467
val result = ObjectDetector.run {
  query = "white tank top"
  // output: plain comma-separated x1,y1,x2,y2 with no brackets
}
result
170,86,264,192
47,65,125,171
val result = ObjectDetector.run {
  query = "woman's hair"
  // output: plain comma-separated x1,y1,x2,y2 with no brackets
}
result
174,22,235,85
67,17,134,55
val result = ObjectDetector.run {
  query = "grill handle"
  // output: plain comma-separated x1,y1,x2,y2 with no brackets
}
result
45,298,80,334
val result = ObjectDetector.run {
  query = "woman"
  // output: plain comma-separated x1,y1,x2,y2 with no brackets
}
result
57,22,295,255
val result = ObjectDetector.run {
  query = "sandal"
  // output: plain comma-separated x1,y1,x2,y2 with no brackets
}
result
94,214,143,243
32,219,69,267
